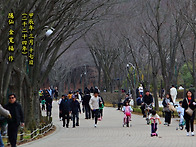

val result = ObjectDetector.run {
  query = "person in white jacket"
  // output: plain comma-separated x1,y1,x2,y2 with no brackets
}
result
0,104,11,147
170,85,177,103
89,89,102,128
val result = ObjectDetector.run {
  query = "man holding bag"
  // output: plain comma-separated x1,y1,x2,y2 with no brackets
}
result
182,91,196,136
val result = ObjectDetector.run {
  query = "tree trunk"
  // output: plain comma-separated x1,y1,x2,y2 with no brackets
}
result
152,73,159,111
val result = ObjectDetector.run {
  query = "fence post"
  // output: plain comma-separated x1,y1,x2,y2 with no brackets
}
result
31,129,33,139
20,127,24,142
34,127,37,138
39,125,42,135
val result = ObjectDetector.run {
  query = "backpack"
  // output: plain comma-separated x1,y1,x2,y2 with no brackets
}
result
125,106,131,116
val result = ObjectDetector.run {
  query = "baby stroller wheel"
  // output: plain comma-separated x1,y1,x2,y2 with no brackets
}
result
179,125,183,130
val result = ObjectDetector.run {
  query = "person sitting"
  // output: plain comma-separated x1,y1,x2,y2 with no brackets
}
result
123,94,130,106
137,95,143,106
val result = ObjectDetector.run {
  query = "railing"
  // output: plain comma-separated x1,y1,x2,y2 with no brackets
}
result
2,122,54,145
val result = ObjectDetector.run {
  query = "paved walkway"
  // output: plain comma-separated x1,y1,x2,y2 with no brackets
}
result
20,101,196,147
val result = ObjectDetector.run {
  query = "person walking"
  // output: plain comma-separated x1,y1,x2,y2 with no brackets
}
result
54,87,59,101
162,94,174,126
170,85,177,104
47,87,53,99
41,98,46,111
89,89,102,128
83,90,91,119
70,95,81,128
4,94,24,147
75,90,82,103
0,104,11,147
60,95,71,128
182,91,196,136
99,95,104,120
45,91,52,117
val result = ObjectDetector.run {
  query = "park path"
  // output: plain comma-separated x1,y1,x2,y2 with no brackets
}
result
20,101,196,147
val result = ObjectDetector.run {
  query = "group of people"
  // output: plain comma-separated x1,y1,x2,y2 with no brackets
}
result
137,85,196,137
119,83,196,137
39,87,59,116
58,87,104,128
162,90,196,136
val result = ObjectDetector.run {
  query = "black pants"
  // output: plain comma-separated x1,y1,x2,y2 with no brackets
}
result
42,104,45,111
140,104,145,115
118,103,123,110
8,123,18,147
93,109,100,124
165,111,171,124
100,109,103,118
85,105,91,119
151,123,157,133
72,112,79,127
92,110,95,119
62,112,70,127
46,104,52,116
185,118,194,132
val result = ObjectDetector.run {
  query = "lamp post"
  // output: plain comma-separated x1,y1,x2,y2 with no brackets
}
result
175,59,177,87
80,65,87,91
126,63,137,107
127,63,136,87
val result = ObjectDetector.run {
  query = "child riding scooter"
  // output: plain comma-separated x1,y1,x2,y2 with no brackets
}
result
149,110,161,137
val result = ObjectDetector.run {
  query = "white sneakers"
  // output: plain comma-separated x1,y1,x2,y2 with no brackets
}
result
187,132,194,136
191,132,194,136
94,124,97,128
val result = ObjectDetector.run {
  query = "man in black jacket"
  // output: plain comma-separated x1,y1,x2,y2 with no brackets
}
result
45,91,52,117
82,91,91,119
70,95,81,128
5,94,24,147
60,95,70,128
140,91,153,117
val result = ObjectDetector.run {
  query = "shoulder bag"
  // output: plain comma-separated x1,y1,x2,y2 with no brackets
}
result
185,98,193,116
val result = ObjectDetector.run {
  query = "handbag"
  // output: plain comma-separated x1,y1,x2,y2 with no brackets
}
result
163,107,170,112
186,107,193,116
185,98,194,116
168,104,176,112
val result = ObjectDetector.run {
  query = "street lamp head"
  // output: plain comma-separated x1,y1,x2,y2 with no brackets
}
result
127,62,135,69
45,29,53,37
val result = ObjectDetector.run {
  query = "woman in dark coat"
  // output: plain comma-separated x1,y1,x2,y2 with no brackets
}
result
182,91,196,136
162,94,173,126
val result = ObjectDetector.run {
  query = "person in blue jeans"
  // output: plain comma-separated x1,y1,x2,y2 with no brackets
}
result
70,95,81,128
0,104,11,147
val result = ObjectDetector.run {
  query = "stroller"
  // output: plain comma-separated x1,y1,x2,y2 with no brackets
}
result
175,105,185,130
